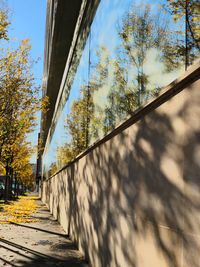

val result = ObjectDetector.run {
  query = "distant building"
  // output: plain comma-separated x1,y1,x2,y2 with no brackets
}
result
30,163,36,177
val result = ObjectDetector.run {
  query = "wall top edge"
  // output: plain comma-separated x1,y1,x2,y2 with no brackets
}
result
45,61,200,181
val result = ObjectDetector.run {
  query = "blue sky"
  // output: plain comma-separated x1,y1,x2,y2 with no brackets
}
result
7,0,47,163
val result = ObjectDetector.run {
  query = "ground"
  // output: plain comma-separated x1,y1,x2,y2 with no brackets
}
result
0,195,88,267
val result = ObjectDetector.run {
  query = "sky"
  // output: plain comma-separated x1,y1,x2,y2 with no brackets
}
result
7,0,47,163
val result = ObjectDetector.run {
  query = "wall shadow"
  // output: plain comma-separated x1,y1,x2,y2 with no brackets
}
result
10,222,69,238
43,78,200,267
0,238,87,267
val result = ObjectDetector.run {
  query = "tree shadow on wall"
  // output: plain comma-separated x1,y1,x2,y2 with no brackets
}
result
66,91,200,267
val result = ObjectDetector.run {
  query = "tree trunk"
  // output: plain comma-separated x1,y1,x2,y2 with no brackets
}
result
14,174,17,197
9,168,13,199
4,162,10,202
17,181,19,197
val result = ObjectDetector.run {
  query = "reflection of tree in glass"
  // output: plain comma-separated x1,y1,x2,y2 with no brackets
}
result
166,0,200,68
56,2,199,169
55,83,95,168
103,59,138,133
49,162,57,177
118,4,182,105
90,46,110,138
65,84,94,158
103,3,185,134
58,47,111,165
56,144,74,169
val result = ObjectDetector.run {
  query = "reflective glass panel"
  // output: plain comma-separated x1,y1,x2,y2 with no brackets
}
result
43,38,90,178
43,0,200,178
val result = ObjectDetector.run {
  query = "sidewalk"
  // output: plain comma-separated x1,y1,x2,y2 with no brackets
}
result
0,197,88,267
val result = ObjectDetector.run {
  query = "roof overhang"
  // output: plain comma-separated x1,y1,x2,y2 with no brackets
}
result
40,0,100,153
41,0,83,147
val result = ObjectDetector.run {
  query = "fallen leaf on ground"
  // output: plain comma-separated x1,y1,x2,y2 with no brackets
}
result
0,196,39,224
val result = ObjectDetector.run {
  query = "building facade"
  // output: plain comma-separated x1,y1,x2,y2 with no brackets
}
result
40,1,200,266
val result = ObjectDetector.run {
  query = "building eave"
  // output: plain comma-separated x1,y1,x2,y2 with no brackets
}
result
41,0,82,147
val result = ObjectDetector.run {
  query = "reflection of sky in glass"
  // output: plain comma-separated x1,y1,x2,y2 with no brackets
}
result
91,0,131,56
90,0,133,120
43,39,90,172
90,0,184,119
43,0,187,177
90,0,181,61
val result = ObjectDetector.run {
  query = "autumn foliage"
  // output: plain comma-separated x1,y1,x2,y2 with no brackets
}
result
0,5,47,200
0,196,39,224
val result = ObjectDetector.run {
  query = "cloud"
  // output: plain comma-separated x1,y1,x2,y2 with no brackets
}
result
143,48,184,89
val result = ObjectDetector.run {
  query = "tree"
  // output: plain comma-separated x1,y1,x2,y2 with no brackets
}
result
102,3,184,133
56,144,74,169
0,161,5,175
66,84,94,158
12,141,34,195
58,47,110,169
104,57,140,134
89,46,111,137
118,4,183,107
0,39,47,200
0,3,48,196
0,7,9,40
166,0,200,68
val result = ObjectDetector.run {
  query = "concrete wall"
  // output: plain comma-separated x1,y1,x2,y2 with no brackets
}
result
42,63,200,267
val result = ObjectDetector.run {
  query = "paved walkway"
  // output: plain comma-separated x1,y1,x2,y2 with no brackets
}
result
0,198,88,267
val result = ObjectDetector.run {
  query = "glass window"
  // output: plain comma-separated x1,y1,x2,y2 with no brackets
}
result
43,0,200,178
43,38,90,178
